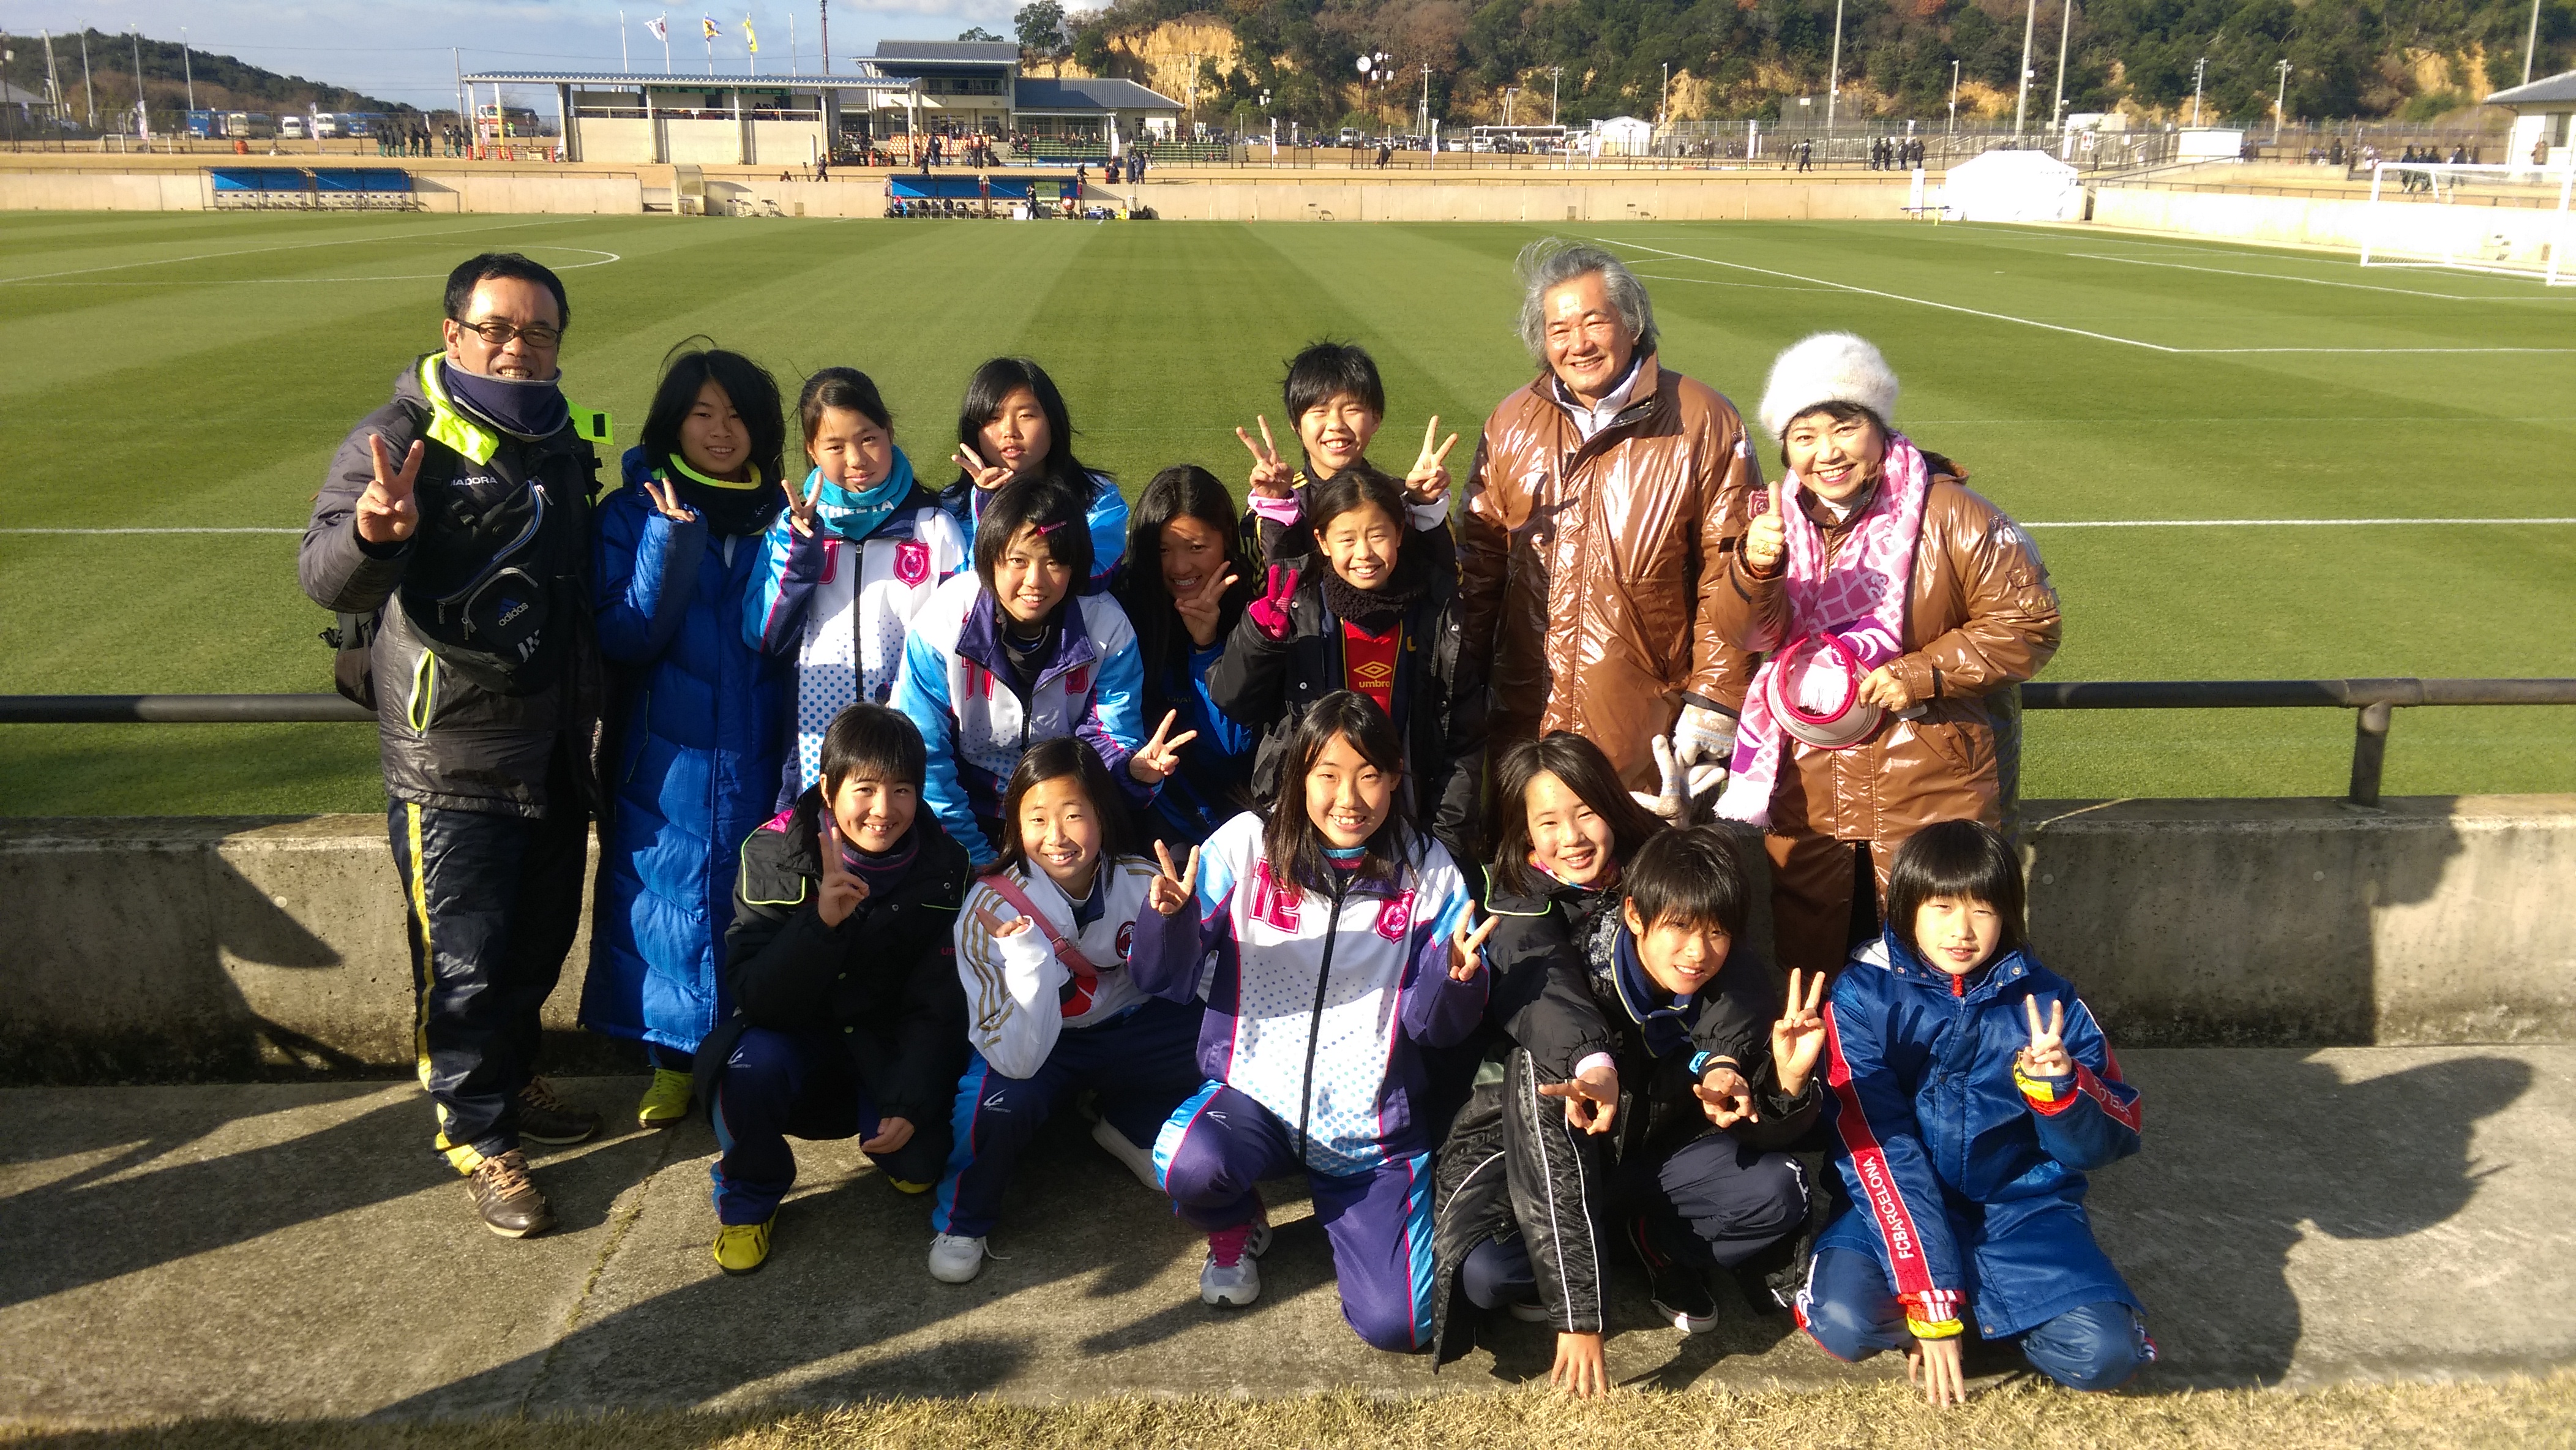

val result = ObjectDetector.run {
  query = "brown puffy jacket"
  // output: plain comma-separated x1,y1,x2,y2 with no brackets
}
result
1707,464,2061,849
1457,353,1762,796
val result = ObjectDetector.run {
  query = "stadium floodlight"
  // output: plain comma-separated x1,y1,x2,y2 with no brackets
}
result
2358,160,2575,286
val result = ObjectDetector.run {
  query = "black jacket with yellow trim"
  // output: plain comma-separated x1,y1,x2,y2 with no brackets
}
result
694,788,972,1129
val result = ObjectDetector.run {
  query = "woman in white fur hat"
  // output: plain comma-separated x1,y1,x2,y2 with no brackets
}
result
1704,332,2061,978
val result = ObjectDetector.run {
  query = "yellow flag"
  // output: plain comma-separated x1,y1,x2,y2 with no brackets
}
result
742,16,758,51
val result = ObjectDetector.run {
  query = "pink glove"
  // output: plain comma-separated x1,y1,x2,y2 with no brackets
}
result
1248,563,1301,642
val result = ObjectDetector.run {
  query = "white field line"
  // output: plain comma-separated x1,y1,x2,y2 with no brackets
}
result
1605,238,2576,353
2068,251,2576,301
12,246,622,286
0,218,580,285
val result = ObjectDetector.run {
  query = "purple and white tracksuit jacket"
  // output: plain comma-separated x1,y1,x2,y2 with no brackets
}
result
1126,810,1485,1350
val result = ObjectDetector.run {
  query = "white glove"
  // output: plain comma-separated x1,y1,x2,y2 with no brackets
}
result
1630,734,1687,823
1671,704,1739,799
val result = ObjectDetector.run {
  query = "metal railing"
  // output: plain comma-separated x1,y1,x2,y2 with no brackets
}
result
4,678,2569,810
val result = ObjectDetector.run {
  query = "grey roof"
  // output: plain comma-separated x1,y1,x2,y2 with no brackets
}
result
1012,77,1180,113
2484,69,2576,107
2,78,54,105
461,70,904,91
874,40,1021,63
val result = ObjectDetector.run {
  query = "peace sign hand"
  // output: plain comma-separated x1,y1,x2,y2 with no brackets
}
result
356,434,424,546
817,815,870,929
1743,478,1786,575
1148,839,1201,917
640,475,700,524
1402,415,1460,505
1693,1063,1759,1127
784,469,825,537
1448,901,1498,982
1770,967,1829,1098
951,446,1014,492
1537,1062,1621,1135
1173,567,1239,649
1235,416,1293,500
1127,708,1200,786
2018,996,2072,1080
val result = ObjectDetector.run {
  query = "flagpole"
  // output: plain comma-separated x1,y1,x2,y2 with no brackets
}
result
621,10,630,71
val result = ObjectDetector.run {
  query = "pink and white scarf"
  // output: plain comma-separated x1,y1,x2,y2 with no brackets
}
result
1717,434,1931,828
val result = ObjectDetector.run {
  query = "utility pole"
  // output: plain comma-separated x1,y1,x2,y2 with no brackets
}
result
820,0,829,73
2272,58,2290,145
1660,61,1669,127
454,47,467,144
1948,59,1959,137
129,27,146,142
2191,56,2205,127
1549,65,1562,127
2012,0,2036,135
2523,0,2542,87
1419,62,1430,141
621,10,631,72
2049,0,2072,132
81,30,95,130
182,27,193,111
43,32,64,148
1826,0,1845,137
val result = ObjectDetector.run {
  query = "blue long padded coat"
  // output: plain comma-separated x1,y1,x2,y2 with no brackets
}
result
580,446,789,1056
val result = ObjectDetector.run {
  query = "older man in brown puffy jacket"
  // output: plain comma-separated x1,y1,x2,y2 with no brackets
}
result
1457,240,1762,816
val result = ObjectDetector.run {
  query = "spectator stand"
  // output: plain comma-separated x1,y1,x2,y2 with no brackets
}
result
206,167,417,211
884,171,1137,219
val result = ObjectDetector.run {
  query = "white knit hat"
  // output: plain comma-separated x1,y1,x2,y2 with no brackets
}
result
1758,332,1900,440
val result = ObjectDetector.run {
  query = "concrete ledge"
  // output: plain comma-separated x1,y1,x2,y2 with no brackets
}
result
1,795,2569,1083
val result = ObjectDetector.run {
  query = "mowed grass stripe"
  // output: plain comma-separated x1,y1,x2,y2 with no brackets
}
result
0,214,2568,814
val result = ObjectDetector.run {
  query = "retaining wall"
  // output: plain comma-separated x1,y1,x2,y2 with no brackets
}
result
2,795,2568,1082
2089,183,2569,263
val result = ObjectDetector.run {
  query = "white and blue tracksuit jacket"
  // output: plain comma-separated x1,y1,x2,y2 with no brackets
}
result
886,571,1149,865
938,469,1128,595
1128,811,1485,1178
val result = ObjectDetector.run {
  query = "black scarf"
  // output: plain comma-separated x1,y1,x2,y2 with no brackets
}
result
657,454,780,539
1317,543,1428,632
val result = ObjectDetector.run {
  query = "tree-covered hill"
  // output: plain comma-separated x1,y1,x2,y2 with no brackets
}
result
1,30,408,129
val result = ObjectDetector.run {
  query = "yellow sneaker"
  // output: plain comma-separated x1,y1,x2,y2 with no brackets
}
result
887,1178,933,1195
637,1068,694,1130
713,1217,773,1275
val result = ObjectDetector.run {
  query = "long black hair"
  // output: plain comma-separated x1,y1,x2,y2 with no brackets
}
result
971,476,1093,599
1489,732,1669,898
1118,465,1257,691
640,339,785,535
1265,690,1415,898
954,356,1105,495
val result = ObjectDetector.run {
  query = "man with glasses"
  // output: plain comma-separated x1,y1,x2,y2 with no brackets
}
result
300,252,612,1238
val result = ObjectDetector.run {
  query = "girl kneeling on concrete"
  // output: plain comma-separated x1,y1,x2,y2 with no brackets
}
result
1800,819,2154,1403
694,703,973,1275
585,344,792,1133
1434,748,1824,1394
1126,691,1487,1350
926,737,1208,1284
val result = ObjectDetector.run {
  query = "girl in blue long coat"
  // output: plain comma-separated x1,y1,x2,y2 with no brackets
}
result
583,345,792,1131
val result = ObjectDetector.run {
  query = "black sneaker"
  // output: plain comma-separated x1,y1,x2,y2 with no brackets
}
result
467,1149,554,1238
1626,1214,1718,1334
1753,1169,1836,1315
517,1076,602,1146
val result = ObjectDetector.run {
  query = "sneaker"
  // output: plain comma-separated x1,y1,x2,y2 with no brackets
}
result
928,1232,989,1283
1627,1214,1718,1334
466,1149,553,1238
713,1217,772,1275
1199,1216,1273,1307
886,1178,934,1195
518,1077,602,1146
1091,1117,1164,1193
636,1068,694,1130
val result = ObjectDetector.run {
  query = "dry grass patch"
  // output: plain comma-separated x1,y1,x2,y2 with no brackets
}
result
8,1373,2575,1450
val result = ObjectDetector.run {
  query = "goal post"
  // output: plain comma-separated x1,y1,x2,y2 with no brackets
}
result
2357,162,2576,285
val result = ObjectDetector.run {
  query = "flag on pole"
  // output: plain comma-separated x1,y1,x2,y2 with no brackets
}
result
701,15,719,39
645,14,668,39
742,16,758,51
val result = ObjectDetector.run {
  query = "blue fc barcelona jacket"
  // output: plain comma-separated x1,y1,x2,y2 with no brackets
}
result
1816,930,2145,1340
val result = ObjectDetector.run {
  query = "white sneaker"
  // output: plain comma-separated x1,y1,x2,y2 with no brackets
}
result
927,1231,988,1283
1091,1117,1164,1194
1199,1218,1273,1307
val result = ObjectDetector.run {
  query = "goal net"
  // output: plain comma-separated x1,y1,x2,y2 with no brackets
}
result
2357,162,2576,285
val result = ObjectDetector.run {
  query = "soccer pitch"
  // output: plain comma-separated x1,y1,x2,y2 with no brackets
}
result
1,211,2569,816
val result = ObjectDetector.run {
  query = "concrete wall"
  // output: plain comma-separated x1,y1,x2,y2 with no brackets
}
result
749,119,826,168
2091,184,2570,266
1133,177,1912,223
664,119,743,165
2,795,2568,1082
0,171,206,211
578,117,656,165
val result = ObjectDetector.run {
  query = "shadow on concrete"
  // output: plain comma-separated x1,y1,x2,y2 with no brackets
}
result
0,1086,669,1314
2100,1051,2533,1388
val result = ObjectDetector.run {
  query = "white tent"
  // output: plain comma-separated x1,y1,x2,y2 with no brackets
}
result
1592,115,1653,157
1939,148,2083,222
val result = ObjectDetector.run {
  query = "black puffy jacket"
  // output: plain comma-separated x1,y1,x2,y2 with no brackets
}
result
299,356,608,817
692,791,972,1130
1429,868,1818,1361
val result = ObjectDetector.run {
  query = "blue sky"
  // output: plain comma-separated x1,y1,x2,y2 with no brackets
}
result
6,0,1017,110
